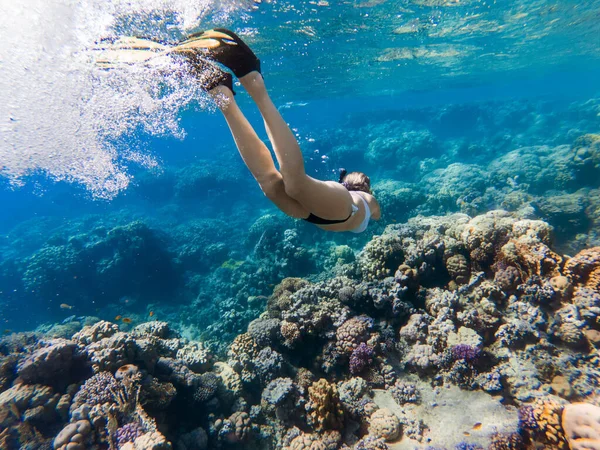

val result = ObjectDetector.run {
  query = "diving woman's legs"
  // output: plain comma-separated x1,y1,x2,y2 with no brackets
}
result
239,72,353,220
210,86,309,219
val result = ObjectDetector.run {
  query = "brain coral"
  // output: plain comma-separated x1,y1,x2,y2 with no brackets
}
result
306,379,344,431
446,254,470,284
283,433,327,450
217,411,251,443
368,408,401,442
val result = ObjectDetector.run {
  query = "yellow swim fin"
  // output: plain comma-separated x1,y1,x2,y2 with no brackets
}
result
92,37,169,68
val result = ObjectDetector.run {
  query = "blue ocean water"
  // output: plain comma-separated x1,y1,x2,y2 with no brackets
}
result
1,0,600,448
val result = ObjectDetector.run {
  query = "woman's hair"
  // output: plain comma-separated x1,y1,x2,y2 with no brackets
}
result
340,170,372,194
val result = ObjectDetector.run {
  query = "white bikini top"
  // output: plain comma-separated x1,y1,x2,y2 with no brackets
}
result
349,195,371,233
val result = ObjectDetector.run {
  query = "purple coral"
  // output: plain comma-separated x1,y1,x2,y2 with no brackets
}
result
455,444,484,450
116,422,145,446
450,344,481,364
349,343,374,375
517,404,538,432
71,372,122,410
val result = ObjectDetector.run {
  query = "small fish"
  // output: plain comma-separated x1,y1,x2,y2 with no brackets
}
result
122,317,132,324
3,329,11,335
119,296,137,306
149,311,154,317
473,423,482,430
60,303,74,310
115,315,122,321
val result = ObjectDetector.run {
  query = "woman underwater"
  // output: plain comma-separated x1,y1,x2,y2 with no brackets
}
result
102,28,381,232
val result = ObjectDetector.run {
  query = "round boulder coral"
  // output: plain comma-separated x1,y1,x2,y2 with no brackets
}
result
336,316,373,354
53,419,92,450
359,234,404,281
368,408,401,442
562,402,600,450
446,254,470,284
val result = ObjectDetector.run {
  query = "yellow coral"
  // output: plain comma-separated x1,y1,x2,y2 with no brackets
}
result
565,247,600,291
228,333,259,360
220,259,245,270
532,398,568,449
497,238,562,281
306,379,344,431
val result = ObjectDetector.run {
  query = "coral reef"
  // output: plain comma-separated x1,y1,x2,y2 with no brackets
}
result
1,207,600,449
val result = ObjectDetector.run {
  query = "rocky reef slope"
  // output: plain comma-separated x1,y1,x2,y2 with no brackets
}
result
1,210,599,450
